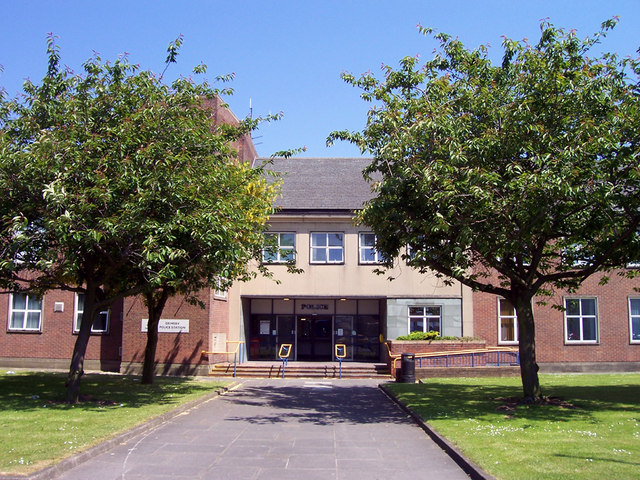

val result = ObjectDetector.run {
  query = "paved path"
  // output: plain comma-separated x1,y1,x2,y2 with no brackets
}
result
55,379,470,480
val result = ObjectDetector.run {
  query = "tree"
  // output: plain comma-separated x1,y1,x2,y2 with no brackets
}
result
0,36,278,400
329,19,640,402
135,143,278,384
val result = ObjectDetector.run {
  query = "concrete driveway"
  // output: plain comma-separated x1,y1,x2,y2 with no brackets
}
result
53,378,471,480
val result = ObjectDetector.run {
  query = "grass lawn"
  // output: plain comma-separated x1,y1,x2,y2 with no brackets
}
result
386,374,640,480
0,370,229,475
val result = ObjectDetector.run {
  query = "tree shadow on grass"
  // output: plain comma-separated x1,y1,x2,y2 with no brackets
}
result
387,381,640,423
0,371,217,412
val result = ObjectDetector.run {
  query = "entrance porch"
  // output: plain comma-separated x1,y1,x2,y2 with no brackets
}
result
245,297,384,362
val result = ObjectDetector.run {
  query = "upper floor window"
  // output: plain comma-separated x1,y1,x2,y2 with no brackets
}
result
310,232,344,264
563,244,593,267
564,297,598,343
214,277,228,300
498,298,518,344
630,298,640,343
74,293,109,333
262,232,296,263
408,306,441,335
359,233,385,264
8,293,42,331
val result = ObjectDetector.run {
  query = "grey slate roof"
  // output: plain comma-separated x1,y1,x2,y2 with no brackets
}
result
254,157,377,212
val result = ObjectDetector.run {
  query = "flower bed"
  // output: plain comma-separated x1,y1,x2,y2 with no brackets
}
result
387,339,487,357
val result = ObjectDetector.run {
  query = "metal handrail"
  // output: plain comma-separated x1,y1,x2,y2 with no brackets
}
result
201,340,246,378
387,342,519,377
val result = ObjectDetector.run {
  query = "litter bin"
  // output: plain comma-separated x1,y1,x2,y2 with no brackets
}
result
399,352,416,383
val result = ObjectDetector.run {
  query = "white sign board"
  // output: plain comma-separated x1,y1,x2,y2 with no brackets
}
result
141,319,189,333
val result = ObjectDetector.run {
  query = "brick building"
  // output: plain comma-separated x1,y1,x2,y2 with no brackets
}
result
1,100,639,374
473,270,640,371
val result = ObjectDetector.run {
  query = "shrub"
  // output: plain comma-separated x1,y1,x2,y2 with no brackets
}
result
395,331,440,341
393,332,480,341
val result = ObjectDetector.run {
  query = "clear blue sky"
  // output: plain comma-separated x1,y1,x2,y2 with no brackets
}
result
1,1,638,158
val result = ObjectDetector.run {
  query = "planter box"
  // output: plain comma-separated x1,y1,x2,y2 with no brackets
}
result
387,340,486,357
386,340,487,371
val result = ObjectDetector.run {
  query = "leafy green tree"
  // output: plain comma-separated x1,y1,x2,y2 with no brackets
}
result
330,20,640,402
0,36,278,401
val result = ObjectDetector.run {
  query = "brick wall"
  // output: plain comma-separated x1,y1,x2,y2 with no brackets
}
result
121,288,231,375
473,269,640,364
0,290,122,371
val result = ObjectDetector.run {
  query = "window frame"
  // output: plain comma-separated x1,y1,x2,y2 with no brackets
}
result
309,232,344,264
358,232,385,264
497,298,519,345
214,277,228,300
563,297,598,344
408,305,442,335
262,232,296,264
7,293,42,332
74,293,110,334
629,297,640,344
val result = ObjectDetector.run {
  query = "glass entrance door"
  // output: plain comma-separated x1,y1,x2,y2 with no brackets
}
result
296,315,332,361
276,315,295,359
334,315,354,360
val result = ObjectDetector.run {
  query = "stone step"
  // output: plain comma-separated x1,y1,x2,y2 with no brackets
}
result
209,363,391,379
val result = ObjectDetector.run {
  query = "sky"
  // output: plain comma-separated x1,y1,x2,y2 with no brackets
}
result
1,1,639,158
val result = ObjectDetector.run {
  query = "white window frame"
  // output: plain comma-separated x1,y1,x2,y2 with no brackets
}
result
262,232,296,264
310,232,344,264
214,277,228,300
563,244,593,267
408,305,442,335
564,297,598,344
629,297,640,344
8,293,42,331
74,293,109,333
498,298,518,345
359,232,384,264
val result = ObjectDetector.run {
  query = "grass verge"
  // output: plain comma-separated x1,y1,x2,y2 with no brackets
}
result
0,370,230,475
386,374,640,480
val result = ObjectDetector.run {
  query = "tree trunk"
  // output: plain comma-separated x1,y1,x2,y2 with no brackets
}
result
65,282,99,403
514,295,542,402
141,288,170,385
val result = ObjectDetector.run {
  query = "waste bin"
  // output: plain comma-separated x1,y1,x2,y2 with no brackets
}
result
399,352,416,383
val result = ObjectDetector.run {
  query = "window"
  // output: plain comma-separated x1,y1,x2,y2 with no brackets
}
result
564,244,593,267
630,298,640,343
262,232,295,263
408,306,441,334
359,233,384,264
498,298,518,344
310,232,344,264
564,297,598,343
214,277,228,299
8,293,42,331
74,293,109,333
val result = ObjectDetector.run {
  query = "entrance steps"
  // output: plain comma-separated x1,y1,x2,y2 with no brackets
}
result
209,361,391,379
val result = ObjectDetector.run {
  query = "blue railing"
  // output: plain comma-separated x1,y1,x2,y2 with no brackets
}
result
414,349,519,368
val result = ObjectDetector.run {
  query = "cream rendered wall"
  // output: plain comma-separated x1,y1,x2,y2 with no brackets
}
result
228,215,474,342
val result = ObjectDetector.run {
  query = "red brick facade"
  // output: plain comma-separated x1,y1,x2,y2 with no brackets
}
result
0,290,122,371
121,289,230,376
473,269,640,370
0,286,231,375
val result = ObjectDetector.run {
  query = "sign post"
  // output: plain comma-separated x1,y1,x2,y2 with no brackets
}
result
335,344,346,379
278,343,292,379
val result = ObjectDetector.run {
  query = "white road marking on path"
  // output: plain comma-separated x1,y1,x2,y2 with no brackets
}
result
303,381,333,389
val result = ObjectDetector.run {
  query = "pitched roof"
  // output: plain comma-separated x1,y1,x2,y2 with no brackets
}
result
254,157,376,212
